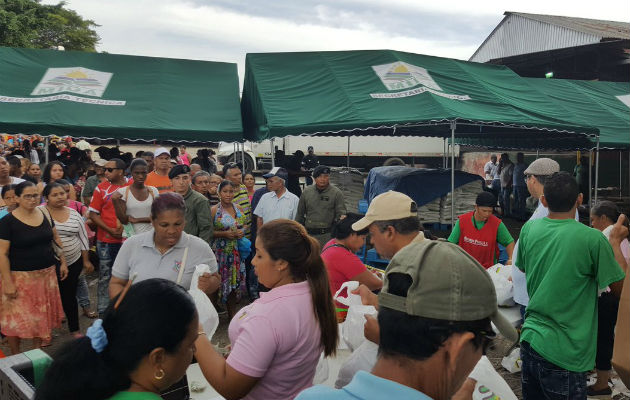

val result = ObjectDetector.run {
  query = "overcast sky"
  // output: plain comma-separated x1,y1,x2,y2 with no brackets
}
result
43,0,628,86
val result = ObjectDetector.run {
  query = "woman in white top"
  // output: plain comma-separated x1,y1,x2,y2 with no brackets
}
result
41,182,94,338
589,200,630,396
112,159,159,236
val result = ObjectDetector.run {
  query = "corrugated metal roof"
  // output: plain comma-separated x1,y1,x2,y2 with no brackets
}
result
469,12,629,63
508,12,630,40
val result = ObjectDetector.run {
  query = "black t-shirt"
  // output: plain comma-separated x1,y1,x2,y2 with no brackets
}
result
286,155,303,197
0,212,57,271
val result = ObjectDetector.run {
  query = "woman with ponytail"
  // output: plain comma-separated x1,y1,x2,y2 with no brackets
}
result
195,219,338,400
35,279,199,400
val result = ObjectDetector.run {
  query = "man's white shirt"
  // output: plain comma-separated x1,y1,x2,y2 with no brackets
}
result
254,189,300,223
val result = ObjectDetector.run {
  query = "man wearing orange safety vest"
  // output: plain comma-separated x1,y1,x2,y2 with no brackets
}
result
448,191,515,269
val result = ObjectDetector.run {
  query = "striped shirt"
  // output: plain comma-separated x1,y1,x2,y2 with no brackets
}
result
54,208,90,265
233,184,252,238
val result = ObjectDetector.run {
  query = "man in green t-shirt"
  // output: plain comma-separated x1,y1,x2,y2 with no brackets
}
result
517,172,627,399
448,191,514,268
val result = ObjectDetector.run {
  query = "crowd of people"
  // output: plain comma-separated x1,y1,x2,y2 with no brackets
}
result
0,135,626,400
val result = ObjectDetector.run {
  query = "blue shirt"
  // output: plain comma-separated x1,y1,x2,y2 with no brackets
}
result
296,371,433,400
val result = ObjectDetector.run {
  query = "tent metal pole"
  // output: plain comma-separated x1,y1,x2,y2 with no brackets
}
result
347,136,350,168
595,137,600,204
270,139,275,168
241,141,245,166
536,149,539,159
620,151,622,198
450,121,456,225
45,136,50,165
588,149,593,210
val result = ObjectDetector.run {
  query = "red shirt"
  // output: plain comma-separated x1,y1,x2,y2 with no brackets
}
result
89,180,127,243
321,239,367,308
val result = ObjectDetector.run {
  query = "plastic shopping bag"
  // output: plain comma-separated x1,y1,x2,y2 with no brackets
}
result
189,264,220,340
333,281,363,307
342,305,377,351
470,356,518,400
312,352,329,384
335,339,378,388
487,264,515,306
501,347,522,373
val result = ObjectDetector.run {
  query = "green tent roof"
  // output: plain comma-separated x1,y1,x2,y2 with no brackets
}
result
458,79,630,150
241,50,598,144
0,47,243,142
526,79,629,149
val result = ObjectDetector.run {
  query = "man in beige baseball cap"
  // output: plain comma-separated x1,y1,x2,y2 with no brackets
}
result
297,239,517,400
352,191,424,260
351,191,426,345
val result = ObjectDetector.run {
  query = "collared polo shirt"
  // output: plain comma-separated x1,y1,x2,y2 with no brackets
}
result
111,230,217,290
253,189,299,223
296,370,433,400
227,281,321,400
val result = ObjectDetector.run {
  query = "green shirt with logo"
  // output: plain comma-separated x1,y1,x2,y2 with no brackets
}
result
516,217,625,372
107,391,162,400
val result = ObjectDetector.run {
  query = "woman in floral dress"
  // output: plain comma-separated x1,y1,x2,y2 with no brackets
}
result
211,180,248,318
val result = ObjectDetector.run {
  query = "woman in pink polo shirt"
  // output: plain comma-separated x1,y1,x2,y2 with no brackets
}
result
195,219,338,400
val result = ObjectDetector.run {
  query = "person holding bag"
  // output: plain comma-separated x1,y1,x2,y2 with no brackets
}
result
41,182,94,338
195,219,338,400
0,181,67,354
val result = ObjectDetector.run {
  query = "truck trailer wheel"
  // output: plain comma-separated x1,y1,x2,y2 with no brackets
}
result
227,153,255,174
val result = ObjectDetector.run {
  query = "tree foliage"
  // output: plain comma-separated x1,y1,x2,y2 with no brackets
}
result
0,0,99,51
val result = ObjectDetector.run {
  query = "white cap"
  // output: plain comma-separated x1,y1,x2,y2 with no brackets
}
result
154,147,169,158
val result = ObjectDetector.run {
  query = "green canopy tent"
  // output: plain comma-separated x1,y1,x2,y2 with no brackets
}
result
240,49,599,220
0,47,243,143
457,79,629,150
456,79,630,203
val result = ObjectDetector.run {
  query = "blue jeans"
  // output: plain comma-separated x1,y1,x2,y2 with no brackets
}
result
76,273,90,308
513,185,528,219
521,341,586,400
96,241,122,315
491,179,501,199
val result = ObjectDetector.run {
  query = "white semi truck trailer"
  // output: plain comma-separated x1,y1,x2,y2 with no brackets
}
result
217,136,458,172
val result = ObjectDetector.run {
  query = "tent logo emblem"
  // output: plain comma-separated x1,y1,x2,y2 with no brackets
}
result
31,67,113,97
373,62,441,92
370,61,470,101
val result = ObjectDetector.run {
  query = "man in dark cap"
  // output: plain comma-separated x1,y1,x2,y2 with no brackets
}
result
296,165,346,246
448,191,514,269
169,164,213,243
302,146,319,185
